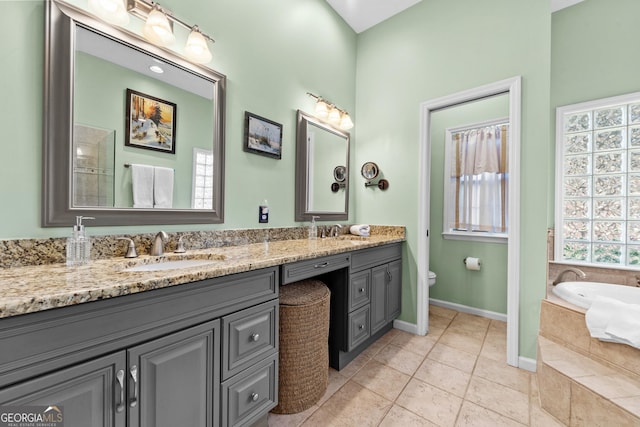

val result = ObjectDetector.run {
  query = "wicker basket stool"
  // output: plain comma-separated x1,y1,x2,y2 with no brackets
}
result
272,279,330,414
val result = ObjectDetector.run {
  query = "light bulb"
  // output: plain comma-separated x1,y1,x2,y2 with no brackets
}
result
88,0,129,26
143,8,175,46
328,107,341,126
185,28,212,64
315,100,329,118
340,112,354,130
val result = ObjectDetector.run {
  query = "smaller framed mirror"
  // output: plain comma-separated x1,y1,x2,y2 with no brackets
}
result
361,162,379,181
295,110,350,221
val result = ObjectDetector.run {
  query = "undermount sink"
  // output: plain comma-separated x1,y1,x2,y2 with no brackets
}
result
122,255,225,272
335,235,369,241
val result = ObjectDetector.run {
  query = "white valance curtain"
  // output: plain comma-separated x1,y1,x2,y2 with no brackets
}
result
451,124,509,233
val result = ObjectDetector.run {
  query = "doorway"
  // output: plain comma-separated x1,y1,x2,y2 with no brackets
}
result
416,77,522,367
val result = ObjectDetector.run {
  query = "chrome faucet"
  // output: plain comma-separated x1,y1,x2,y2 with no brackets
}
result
331,224,343,237
150,231,169,256
552,267,586,286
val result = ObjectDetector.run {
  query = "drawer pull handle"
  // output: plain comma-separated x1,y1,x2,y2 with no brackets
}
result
359,287,365,293
314,262,329,268
251,392,259,402
251,333,260,342
359,324,365,330
129,365,138,408
116,369,125,413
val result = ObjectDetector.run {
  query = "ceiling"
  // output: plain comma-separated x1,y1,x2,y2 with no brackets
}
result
326,0,585,34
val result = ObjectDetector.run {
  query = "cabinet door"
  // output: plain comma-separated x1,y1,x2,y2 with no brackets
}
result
127,320,220,427
0,352,126,427
387,259,402,321
370,265,388,334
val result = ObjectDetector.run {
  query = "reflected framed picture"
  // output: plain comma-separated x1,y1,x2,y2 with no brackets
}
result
244,111,283,159
125,88,177,154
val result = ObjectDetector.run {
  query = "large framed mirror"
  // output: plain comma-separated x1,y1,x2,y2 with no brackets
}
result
295,110,350,221
43,0,225,227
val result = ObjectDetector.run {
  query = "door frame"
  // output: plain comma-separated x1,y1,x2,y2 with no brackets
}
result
417,76,522,367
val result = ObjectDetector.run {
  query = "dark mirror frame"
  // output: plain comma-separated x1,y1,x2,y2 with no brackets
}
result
42,0,226,227
295,110,349,221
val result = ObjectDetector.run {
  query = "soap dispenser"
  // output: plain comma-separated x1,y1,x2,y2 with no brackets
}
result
309,216,320,240
66,216,94,266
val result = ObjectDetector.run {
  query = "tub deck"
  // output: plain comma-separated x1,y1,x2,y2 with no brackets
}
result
538,299,640,425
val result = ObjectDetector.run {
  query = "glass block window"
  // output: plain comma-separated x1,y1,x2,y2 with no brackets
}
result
192,148,214,209
556,92,640,266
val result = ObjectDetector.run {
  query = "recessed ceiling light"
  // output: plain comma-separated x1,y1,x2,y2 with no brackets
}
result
149,65,164,73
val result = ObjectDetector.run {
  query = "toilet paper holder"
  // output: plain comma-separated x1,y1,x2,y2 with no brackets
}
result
463,257,481,267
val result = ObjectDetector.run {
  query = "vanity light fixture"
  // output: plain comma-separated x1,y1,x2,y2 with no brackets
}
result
86,0,216,64
142,5,175,46
184,26,213,64
88,0,130,26
307,93,354,130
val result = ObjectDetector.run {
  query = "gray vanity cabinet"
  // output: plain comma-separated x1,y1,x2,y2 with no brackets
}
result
0,352,126,427
0,267,279,427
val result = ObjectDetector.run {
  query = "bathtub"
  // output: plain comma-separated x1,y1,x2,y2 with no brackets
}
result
552,281,640,309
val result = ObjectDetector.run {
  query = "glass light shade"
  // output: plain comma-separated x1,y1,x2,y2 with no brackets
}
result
339,112,354,130
88,0,129,26
315,100,329,118
328,107,341,126
185,29,212,64
143,9,176,46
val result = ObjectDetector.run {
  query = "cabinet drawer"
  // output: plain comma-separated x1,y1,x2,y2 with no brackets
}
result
281,253,351,284
221,355,278,427
348,270,370,311
347,305,370,351
222,300,278,380
351,243,401,273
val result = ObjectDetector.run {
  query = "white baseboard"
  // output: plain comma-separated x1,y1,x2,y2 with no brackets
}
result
429,298,508,322
518,356,537,372
393,319,419,335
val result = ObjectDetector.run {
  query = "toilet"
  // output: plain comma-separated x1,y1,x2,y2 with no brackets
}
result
428,270,436,287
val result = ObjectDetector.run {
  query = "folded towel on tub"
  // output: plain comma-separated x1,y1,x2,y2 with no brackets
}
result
586,296,640,348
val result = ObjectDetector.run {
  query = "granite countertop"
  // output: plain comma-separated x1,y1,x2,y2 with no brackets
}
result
0,234,404,319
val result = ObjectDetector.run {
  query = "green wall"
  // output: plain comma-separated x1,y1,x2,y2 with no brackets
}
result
429,95,509,314
354,0,551,359
0,0,356,238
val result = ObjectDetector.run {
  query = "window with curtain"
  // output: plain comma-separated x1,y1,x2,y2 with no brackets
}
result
556,92,640,266
443,120,509,242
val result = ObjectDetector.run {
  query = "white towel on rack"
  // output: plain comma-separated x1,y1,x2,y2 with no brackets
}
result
153,166,174,208
131,164,154,208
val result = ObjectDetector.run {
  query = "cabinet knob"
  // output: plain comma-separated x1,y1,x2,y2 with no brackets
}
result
251,392,259,402
359,324,365,330
251,333,260,342
359,287,365,293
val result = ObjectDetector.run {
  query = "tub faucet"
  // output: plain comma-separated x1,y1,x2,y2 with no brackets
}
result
552,267,586,286
150,231,169,256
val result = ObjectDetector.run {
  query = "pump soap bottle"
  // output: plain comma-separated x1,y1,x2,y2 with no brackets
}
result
309,216,320,240
66,216,94,266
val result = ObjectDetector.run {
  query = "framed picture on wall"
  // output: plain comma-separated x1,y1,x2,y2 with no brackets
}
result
243,111,283,159
125,88,177,154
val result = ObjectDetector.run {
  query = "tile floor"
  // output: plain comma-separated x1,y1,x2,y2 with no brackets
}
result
268,305,564,427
